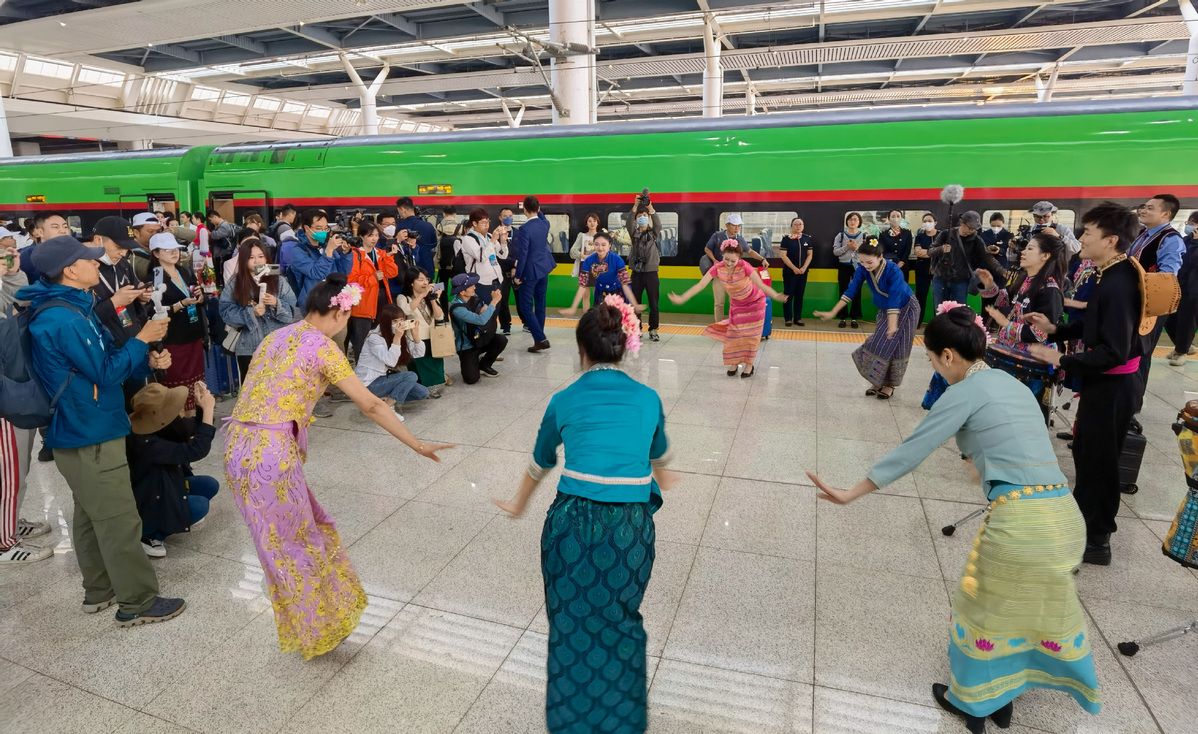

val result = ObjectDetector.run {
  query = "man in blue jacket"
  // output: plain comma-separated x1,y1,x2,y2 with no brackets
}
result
16,236,186,626
513,196,556,352
396,197,437,278
290,208,352,315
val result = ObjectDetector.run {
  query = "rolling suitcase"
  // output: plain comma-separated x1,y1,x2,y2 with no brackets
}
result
1119,430,1148,495
205,343,240,397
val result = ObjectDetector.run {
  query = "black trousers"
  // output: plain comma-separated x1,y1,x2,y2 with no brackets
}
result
1071,372,1143,539
1136,319,1165,396
630,271,660,330
913,264,932,324
782,271,807,322
836,263,863,320
437,268,453,313
236,355,252,383
1165,292,1198,354
498,278,514,332
348,316,373,362
458,334,508,385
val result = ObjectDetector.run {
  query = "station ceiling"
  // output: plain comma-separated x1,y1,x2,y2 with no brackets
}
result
0,0,1190,130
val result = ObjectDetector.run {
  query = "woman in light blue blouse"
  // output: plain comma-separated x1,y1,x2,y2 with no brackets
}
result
495,301,678,734
808,307,1098,734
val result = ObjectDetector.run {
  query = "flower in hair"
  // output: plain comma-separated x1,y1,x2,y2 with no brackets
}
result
720,239,739,252
936,301,990,343
329,283,364,312
603,294,642,355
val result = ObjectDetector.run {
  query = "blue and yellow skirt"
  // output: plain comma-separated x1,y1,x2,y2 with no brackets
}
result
948,482,1100,717
541,492,658,734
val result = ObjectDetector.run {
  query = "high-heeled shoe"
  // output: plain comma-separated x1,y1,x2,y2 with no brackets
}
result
988,701,1012,729
727,366,739,377
740,367,755,379
932,683,986,734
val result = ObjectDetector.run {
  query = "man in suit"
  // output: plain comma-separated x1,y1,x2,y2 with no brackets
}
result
513,195,556,353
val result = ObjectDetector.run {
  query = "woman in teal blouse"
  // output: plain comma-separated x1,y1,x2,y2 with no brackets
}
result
808,307,1099,734
495,302,678,734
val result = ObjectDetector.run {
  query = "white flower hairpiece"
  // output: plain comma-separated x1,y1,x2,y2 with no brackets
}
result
329,283,364,312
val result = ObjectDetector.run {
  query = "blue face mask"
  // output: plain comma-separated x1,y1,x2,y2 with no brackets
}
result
1186,224,1195,236
501,216,514,226
311,230,329,244
637,216,649,227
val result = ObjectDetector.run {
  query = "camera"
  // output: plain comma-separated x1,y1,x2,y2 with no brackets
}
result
638,188,650,206
341,234,363,248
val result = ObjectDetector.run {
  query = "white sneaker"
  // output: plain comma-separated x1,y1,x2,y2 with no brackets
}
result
141,538,166,558
1190,346,1197,356
16,519,51,539
0,543,53,564
1168,351,1187,367
392,408,405,422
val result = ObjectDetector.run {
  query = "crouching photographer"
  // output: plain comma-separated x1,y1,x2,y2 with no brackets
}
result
449,273,508,384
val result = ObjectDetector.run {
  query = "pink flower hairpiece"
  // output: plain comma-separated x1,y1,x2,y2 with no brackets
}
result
936,300,990,343
720,238,739,252
603,294,642,355
329,283,364,312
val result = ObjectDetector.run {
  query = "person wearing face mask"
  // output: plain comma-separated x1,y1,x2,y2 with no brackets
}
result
219,238,298,381
628,197,663,341
780,217,813,327
289,208,352,316
90,217,153,350
345,221,400,364
353,303,430,421
879,209,913,275
493,214,516,335
981,213,1013,264
929,211,1008,311
126,382,219,559
911,213,937,324
832,212,866,329
1026,201,1081,258
497,208,523,333
395,197,437,277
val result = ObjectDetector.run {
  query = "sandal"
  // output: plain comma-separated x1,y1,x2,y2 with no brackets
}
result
865,388,877,396
876,387,894,400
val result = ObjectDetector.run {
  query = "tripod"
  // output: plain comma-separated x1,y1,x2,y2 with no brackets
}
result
1118,619,1197,656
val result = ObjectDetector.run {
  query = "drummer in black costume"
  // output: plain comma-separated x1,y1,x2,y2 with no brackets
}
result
974,231,1068,422
1024,202,1144,568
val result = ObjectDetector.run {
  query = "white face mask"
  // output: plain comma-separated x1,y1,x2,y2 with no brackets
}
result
991,226,1003,234
100,253,115,266
383,225,396,238
922,222,935,232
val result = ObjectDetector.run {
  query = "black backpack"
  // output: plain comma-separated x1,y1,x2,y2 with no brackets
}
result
0,300,82,429
450,298,495,349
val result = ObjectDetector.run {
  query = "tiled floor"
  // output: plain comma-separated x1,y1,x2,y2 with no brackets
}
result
2,324,1196,734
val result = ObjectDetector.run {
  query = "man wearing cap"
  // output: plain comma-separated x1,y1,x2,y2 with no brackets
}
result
449,272,507,383
928,210,1008,309
703,215,764,321
91,217,152,346
1027,201,1081,256
14,236,186,624
129,211,161,282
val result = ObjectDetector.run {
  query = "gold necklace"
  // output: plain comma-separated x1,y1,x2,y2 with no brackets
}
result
1096,253,1127,283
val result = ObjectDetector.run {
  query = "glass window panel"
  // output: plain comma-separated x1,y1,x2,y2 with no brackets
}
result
607,211,681,257
721,211,797,257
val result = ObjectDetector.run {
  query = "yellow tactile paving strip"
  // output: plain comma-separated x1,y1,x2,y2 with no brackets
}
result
522,317,1178,357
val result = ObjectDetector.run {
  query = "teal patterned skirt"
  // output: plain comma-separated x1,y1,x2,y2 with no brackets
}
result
541,491,658,734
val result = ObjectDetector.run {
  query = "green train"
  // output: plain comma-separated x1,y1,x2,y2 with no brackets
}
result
2,98,1196,319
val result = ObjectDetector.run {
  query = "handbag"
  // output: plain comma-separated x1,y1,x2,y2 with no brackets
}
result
429,320,456,358
221,324,242,352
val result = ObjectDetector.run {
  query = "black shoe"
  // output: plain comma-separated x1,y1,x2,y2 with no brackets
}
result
932,683,986,734
795,321,805,327
989,701,1013,729
1083,535,1112,566
727,367,739,377
850,320,860,329
480,366,499,377
37,445,53,463
741,367,755,378
784,321,793,327
527,340,550,353
115,596,186,628
838,319,847,329
1129,417,1143,434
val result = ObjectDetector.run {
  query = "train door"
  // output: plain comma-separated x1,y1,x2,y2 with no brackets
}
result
118,192,177,218
207,189,270,228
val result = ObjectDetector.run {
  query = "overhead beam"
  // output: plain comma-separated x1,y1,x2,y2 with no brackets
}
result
1129,0,1170,17
1013,3,1049,27
374,13,420,37
149,44,203,64
214,34,267,56
466,2,505,27
280,24,343,50
912,0,944,35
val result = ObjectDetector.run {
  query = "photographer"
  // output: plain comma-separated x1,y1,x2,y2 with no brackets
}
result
149,234,207,416
219,239,297,381
395,197,437,276
344,221,400,363
628,192,662,341
90,217,152,347
396,266,449,394
460,208,506,304
354,303,430,421
290,208,352,315
449,273,508,383
1026,201,1081,257
928,211,1008,310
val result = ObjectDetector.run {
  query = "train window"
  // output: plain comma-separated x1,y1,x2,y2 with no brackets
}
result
854,210,930,234
722,211,796,258
67,216,82,238
544,214,570,254
984,208,1076,233
607,211,681,257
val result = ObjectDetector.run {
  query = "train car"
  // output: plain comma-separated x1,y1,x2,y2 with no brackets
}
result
197,98,1198,319
0,146,214,237
2,99,1196,319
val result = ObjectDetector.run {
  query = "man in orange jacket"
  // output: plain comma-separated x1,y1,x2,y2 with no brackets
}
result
347,221,400,362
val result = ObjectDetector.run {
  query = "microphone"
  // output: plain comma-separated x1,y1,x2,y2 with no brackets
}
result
940,185,965,205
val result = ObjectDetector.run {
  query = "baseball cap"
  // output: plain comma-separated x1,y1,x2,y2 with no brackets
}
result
726,214,744,226
131,212,159,227
451,272,480,296
959,211,982,229
91,216,137,250
1029,201,1057,216
0,227,15,239
30,235,105,279
149,232,182,251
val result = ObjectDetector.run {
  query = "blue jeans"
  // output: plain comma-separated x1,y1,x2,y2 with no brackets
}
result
931,277,969,311
367,370,429,404
518,276,549,343
144,475,219,541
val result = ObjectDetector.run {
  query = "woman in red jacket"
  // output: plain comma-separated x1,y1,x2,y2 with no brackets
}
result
347,220,399,362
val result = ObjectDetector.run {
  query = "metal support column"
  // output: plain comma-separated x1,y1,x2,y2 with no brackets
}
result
0,95,12,158
703,20,723,118
1182,0,1198,95
548,0,596,124
340,54,390,135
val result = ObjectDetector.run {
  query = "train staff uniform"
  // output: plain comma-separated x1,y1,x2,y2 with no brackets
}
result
1026,203,1144,567
1128,194,1186,392
779,221,812,326
878,217,912,271
514,197,556,352
981,214,1014,265
928,211,1007,309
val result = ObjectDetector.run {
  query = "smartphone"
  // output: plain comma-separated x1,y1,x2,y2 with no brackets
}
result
433,282,445,293
152,267,163,289
2,253,13,269
255,263,281,278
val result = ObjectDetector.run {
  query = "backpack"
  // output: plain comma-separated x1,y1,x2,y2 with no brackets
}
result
452,234,478,279
0,300,82,429
450,298,495,350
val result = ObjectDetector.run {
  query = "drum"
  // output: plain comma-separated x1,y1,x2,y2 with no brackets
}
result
984,345,1055,415
1166,427,1198,568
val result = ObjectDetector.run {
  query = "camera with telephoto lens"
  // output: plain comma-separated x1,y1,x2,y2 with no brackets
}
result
1009,223,1034,257
341,234,363,248
638,188,650,206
